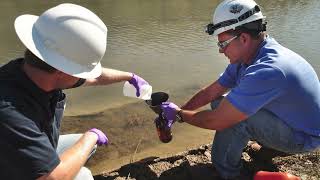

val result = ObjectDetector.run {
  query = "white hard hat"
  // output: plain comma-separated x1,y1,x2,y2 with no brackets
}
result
206,0,265,36
14,3,108,79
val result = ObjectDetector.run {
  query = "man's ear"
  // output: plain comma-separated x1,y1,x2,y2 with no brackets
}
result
239,33,251,46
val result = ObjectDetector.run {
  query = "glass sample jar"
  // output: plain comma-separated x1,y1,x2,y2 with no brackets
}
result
155,116,172,143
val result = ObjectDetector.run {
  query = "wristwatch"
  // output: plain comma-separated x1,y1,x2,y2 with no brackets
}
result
176,109,184,123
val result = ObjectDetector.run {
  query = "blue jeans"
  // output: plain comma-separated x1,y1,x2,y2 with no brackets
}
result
57,134,97,180
210,100,310,179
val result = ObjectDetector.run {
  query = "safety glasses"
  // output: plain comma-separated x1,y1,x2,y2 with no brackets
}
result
217,35,238,50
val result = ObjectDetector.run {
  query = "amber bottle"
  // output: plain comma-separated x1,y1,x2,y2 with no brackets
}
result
155,116,172,143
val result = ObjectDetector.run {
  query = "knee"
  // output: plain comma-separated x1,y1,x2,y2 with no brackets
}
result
211,124,250,158
74,167,94,180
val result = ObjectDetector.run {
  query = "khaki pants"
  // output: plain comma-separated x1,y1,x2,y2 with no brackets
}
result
57,134,97,180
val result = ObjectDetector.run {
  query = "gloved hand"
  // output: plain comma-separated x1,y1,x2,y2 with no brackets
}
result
128,73,149,97
160,102,179,128
88,128,109,146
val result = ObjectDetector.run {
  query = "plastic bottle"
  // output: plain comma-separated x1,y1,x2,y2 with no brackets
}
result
254,171,300,180
123,81,152,100
155,116,172,143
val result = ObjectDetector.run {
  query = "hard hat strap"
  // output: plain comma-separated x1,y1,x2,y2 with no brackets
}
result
70,78,86,88
238,20,267,32
238,5,261,22
206,5,261,35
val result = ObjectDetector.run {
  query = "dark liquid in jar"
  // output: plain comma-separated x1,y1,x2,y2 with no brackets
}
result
155,117,172,143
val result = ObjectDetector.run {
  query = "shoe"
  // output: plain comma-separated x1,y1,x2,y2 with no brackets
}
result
246,141,290,162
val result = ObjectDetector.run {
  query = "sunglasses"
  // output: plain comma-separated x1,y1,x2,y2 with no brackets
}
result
217,35,239,50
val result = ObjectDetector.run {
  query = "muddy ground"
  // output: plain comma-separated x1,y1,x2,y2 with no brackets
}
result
61,86,215,174
93,143,320,180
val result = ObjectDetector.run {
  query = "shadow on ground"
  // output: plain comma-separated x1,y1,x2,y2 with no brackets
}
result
94,144,320,180
94,145,220,180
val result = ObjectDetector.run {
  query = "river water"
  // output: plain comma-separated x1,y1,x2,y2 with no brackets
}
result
1,0,319,174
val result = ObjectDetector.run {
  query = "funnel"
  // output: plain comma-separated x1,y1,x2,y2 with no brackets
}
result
145,92,169,114
145,92,172,143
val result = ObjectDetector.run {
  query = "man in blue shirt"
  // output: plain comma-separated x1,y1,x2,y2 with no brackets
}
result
159,0,320,179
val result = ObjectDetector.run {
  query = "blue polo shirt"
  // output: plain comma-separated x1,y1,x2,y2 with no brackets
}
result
218,36,320,149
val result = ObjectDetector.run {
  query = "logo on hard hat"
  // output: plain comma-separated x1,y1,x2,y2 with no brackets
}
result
229,4,243,14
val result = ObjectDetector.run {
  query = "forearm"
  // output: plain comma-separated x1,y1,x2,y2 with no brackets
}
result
181,81,228,110
38,132,98,180
180,98,247,131
84,67,133,86
58,132,97,177
180,109,224,130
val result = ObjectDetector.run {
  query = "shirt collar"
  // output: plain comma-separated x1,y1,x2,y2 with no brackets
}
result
13,58,58,103
249,35,271,65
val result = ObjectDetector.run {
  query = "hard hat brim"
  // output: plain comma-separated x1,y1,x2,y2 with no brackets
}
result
14,14,102,79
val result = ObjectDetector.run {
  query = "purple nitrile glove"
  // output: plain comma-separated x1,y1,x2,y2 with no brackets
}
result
88,128,109,146
160,102,179,128
128,73,149,97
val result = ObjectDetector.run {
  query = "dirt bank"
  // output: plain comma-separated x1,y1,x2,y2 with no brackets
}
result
60,85,215,174
93,143,320,180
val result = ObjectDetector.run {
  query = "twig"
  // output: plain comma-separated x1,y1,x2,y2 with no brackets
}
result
126,138,142,180
126,172,131,180
131,138,142,163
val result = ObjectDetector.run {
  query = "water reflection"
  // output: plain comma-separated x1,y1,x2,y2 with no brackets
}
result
2,0,319,115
